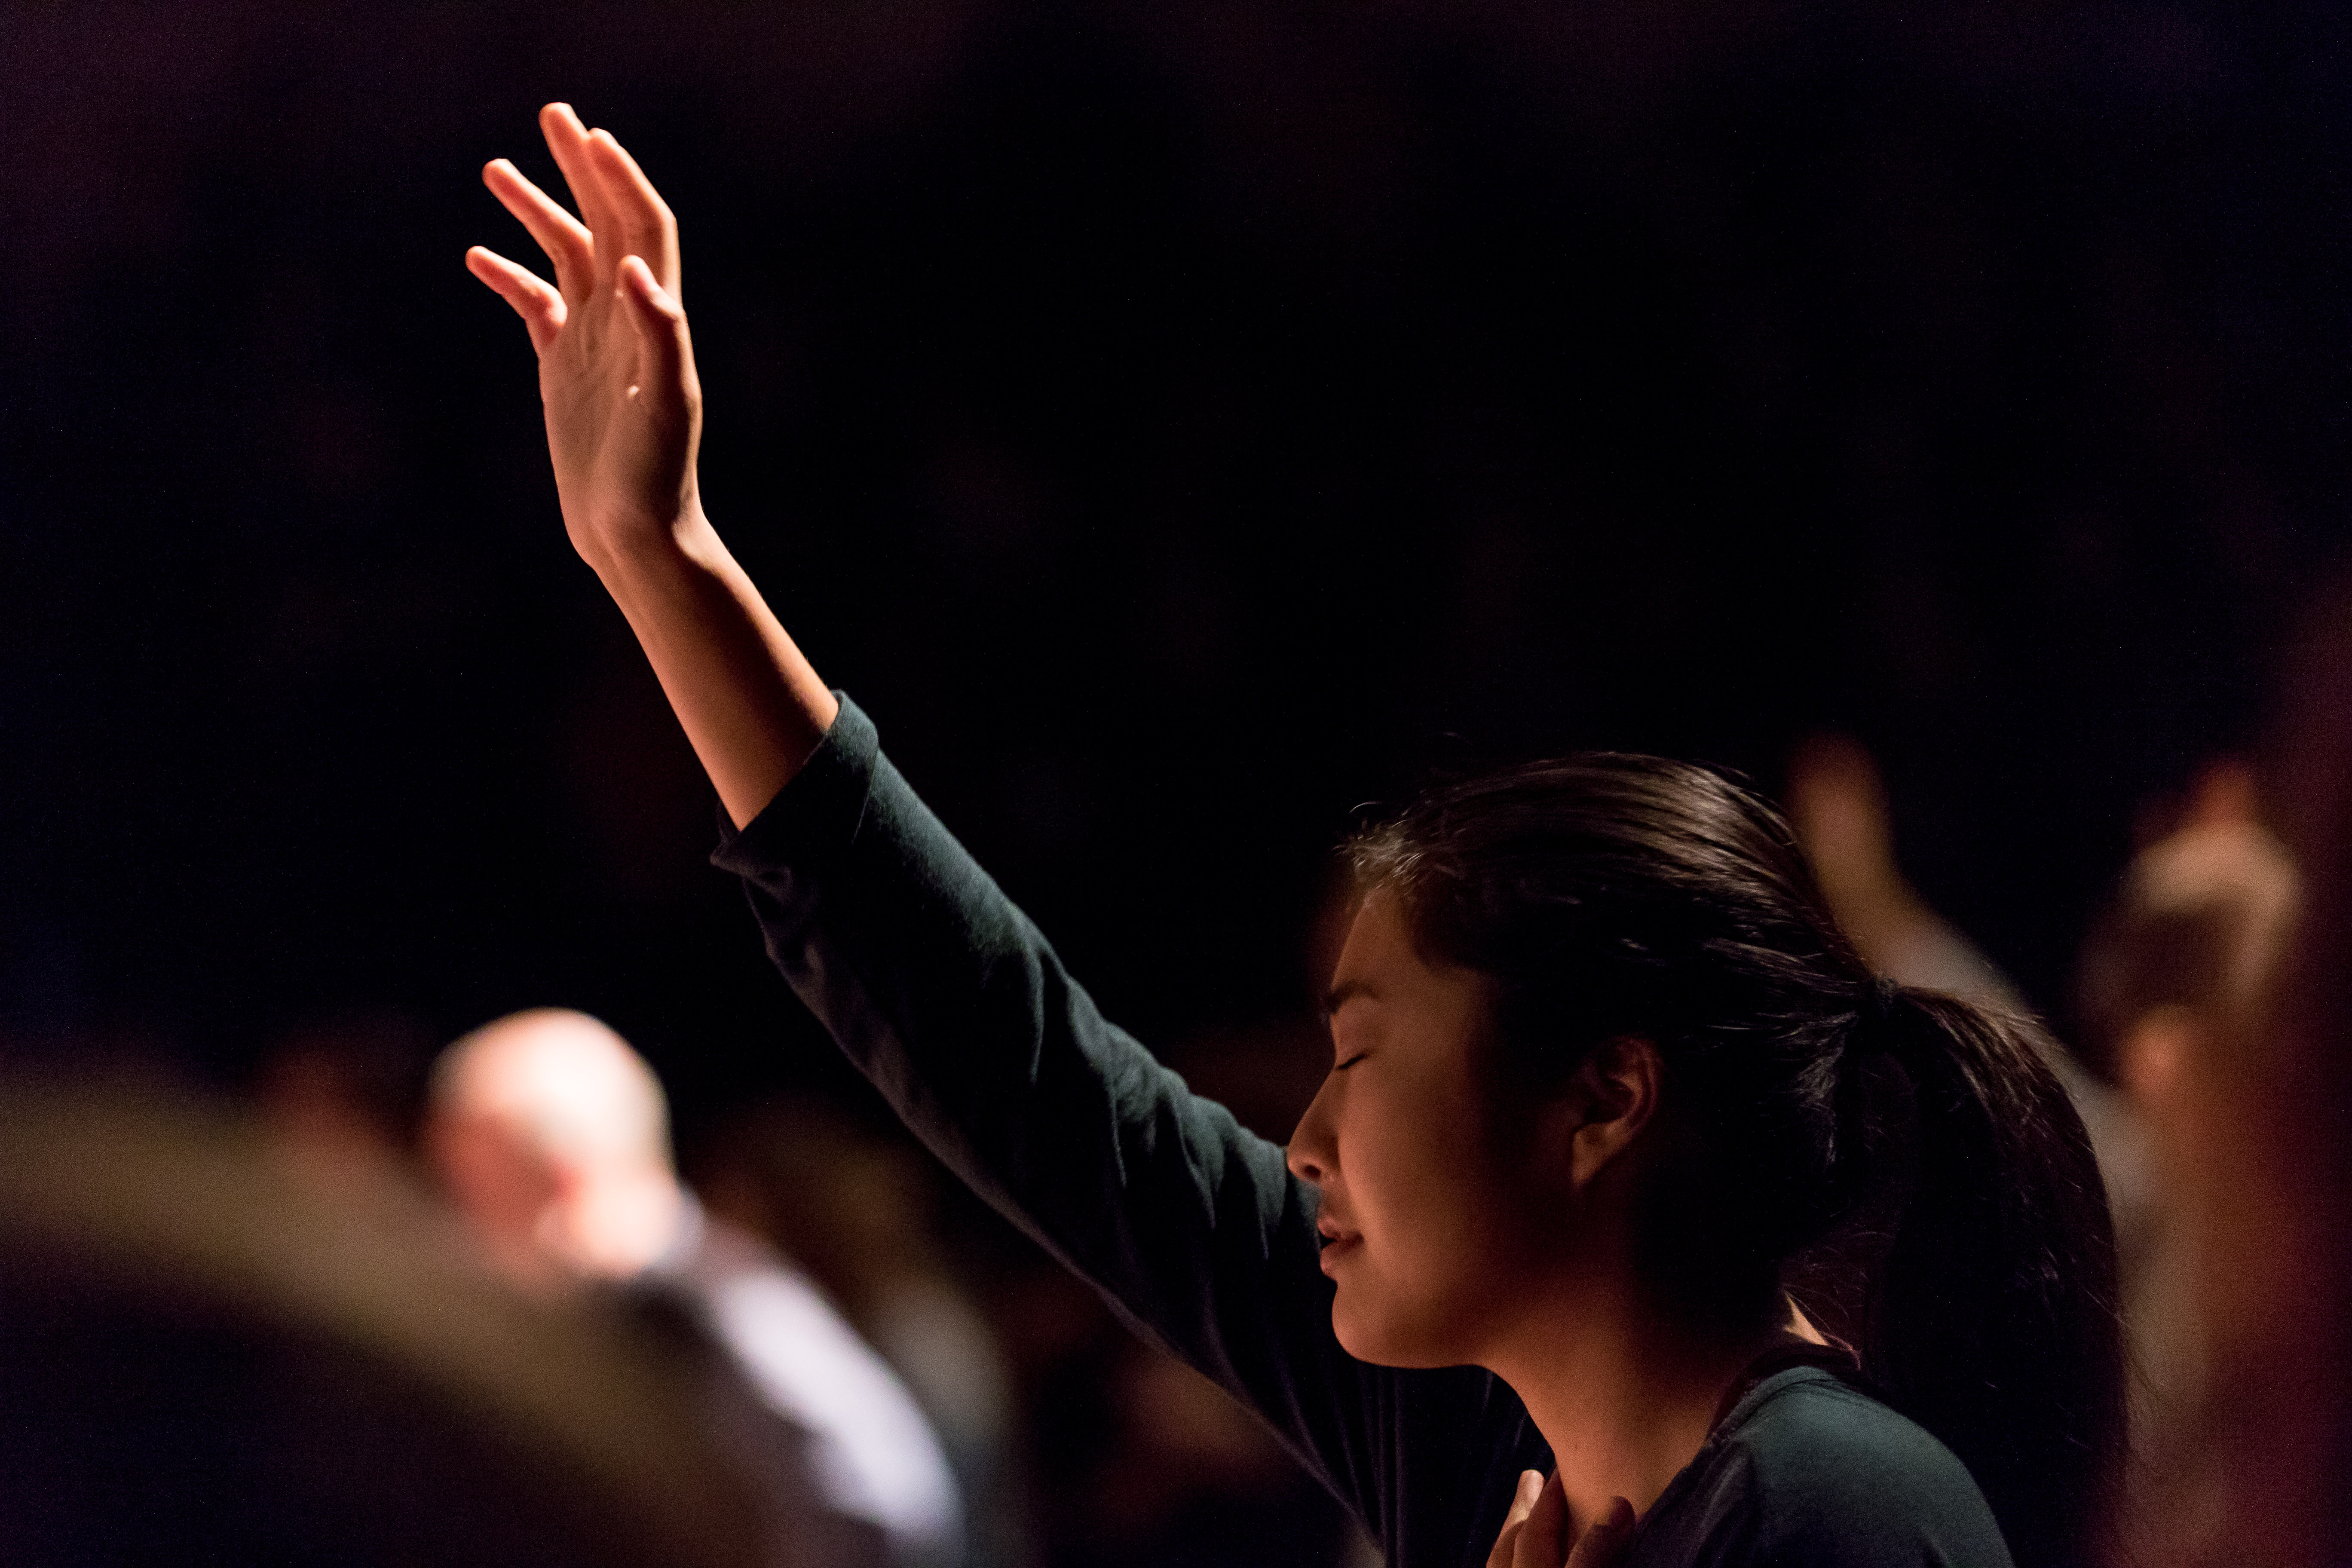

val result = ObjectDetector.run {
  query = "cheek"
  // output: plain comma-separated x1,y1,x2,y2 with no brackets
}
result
1329,1080,1525,1363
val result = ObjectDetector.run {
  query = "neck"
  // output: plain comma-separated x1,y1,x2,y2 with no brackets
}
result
1486,1284,1772,1538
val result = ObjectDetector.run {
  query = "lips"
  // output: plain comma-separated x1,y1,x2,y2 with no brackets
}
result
1316,1226,1361,1276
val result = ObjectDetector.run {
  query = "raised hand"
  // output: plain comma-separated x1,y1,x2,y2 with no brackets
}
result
466,106,836,828
467,103,699,567
1487,1471,1635,1568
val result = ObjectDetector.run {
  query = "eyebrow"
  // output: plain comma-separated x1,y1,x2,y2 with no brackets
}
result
1322,980,1377,1016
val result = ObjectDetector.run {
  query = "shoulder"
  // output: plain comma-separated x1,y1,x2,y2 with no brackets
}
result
1732,1369,1989,1520
1636,1369,2015,1568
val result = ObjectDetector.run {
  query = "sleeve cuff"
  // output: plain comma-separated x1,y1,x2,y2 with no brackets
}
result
710,691,881,883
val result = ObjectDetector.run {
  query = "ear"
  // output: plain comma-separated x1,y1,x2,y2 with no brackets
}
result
1543,1034,1663,1192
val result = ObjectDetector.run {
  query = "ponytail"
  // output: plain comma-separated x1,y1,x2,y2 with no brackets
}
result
1356,754,2125,1568
1828,986,2123,1568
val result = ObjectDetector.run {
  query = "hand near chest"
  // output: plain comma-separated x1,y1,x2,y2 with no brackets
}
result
1489,1470,1635,1568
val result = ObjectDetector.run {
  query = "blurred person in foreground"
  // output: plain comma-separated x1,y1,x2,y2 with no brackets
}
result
0,1069,767,1568
428,1009,963,1568
2073,763,2297,1558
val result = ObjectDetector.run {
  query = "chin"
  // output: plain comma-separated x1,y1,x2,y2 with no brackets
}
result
1330,1290,1464,1369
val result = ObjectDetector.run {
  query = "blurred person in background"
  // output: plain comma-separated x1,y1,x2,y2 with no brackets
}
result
253,1011,441,1181
1783,734,2152,1262
2073,762,2297,1558
428,1008,962,1568
1029,1319,1368,1568
694,1098,1026,1568
1780,736,2023,1008
2114,573,2352,1568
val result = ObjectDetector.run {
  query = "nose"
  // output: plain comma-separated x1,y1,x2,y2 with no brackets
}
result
1286,1075,1336,1187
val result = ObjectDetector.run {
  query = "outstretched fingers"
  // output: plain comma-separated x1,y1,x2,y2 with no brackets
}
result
481,158,594,304
466,245,567,354
616,254,695,404
539,102,620,287
585,128,682,298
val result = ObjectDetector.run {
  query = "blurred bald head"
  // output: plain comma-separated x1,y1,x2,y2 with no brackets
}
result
436,1010,672,1171
428,1010,683,1284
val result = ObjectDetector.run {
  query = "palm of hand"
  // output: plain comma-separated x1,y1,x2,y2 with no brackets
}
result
467,103,701,559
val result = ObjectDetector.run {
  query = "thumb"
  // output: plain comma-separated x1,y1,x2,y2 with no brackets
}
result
616,253,695,405
1504,1470,1544,1531
1563,1496,1636,1568
1512,1471,1569,1568
1487,1471,1546,1568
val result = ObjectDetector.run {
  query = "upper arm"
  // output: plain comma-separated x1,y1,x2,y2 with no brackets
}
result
713,704,1546,1558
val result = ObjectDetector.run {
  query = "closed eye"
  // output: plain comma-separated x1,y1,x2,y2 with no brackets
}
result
1333,1052,1369,1071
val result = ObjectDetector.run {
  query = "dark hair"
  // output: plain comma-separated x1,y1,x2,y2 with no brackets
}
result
1350,754,2122,1568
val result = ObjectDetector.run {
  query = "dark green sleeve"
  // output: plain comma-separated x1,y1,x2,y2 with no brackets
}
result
711,696,1547,1568
1622,1375,2016,1568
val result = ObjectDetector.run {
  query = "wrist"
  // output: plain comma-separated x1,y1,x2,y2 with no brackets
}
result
571,492,710,578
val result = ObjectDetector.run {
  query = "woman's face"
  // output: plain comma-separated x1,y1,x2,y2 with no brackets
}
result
1287,885,1554,1367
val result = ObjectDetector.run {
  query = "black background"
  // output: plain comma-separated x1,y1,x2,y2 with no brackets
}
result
4,0,2347,1141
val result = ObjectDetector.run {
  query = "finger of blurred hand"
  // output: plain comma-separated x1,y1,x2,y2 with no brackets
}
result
1512,1470,1569,1568
584,127,681,298
617,253,694,404
1487,1471,1546,1568
466,245,566,354
481,158,594,304
1563,1497,1636,1568
539,103,618,285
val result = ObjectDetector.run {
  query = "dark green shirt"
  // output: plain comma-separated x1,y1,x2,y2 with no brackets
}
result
712,695,2014,1568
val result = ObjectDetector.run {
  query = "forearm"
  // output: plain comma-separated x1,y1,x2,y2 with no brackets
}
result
715,707,1551,1565
714,707,1368,1463
589,505,838,827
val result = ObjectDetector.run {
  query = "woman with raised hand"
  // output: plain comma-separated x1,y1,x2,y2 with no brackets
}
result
468,106,2121,1568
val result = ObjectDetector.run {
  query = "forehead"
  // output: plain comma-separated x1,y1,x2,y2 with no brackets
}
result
1329,886,1491,1017
1328,885,1410,985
